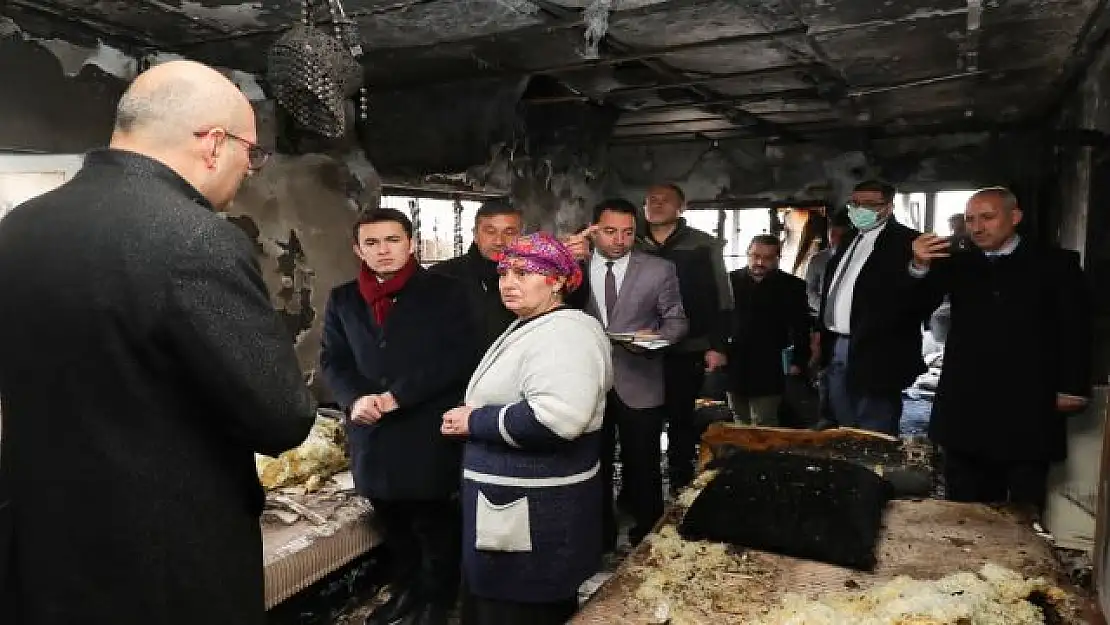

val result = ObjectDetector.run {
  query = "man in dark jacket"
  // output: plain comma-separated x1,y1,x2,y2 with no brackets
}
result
911,186,1092,514
638,183,733,489
0,60,316,625
817,180,925,436
430,199,521,350
321,208,479,625
727,235,811,426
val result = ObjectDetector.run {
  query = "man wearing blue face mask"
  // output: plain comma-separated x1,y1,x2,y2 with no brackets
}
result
816,180,927,436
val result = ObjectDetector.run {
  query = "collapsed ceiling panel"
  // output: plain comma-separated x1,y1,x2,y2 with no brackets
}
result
350,0,544,48
617,108,725,126
659,41,798,74
796,0,968,31
607,0,797,47
744,98,837,115
813,15,967,87
710,72,813,97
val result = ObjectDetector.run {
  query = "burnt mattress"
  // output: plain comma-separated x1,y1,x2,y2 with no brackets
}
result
261,475,380,609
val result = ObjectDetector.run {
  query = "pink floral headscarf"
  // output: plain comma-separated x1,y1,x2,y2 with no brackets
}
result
496,232,584,293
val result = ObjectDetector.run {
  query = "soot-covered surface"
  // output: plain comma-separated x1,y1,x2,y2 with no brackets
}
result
679,450,893,571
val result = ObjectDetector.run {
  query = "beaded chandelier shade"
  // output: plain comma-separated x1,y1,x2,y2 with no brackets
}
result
267,0,368,139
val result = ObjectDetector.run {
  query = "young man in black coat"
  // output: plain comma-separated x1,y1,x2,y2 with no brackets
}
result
727,235,812,426
320,208,480,625
911,187,1092,515
817,180,926,436
0,61,317,625
429,199,521,350
637,182,734,489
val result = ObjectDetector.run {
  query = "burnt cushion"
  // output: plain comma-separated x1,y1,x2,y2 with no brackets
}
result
678,450,893,570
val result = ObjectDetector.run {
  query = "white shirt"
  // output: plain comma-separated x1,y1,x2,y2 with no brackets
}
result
825,221,889,335
590,250,630,327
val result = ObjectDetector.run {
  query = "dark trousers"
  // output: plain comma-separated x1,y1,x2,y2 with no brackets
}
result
663,353,705,489
942,451,1050,514
460,588,577,625
371,498,461,607
824,336,903,436
601,391,665,547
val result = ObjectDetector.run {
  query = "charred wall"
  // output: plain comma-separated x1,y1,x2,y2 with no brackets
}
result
1054,39,1110,385
0,32,123,152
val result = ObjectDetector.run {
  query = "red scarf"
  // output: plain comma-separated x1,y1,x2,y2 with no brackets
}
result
357,257,418,326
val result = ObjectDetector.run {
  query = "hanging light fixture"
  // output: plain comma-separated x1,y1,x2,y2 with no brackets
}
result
267,0,368,138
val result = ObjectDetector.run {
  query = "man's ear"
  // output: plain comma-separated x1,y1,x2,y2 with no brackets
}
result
1012,208,1024,227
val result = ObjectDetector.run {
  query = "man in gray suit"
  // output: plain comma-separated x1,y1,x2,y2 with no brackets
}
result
574,198,688,548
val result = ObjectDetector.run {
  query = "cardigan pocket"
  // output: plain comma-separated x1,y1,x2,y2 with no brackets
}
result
475,490,533,553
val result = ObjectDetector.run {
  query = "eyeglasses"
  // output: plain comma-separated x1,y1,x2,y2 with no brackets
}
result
193,129,270,171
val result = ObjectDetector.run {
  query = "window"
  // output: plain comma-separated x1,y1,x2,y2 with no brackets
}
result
379,195,485,264
728,209,773,271
681,208,772,272
0,155,85,221
893,192,927,231
933,190,975,236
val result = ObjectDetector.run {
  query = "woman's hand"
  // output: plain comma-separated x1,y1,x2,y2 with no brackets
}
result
441,405,475,437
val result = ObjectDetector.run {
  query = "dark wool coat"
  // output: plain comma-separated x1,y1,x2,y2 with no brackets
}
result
0,149,317,625
817,220,927,394
320,268,481,501
727,268,812,396
918,242,1092,463
429,244,516,352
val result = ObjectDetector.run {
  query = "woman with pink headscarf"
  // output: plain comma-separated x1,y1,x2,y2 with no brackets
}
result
441,232,613,625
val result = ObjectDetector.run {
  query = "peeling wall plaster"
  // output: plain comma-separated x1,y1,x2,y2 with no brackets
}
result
36,39,138,81
2,17,138,81
0,19,266,102
229,154,374,400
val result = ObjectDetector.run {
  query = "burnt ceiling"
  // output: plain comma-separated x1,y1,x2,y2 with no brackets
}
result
4,0,1110,147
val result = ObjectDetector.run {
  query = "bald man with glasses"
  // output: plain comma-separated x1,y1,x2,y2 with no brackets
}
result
0,60,314,625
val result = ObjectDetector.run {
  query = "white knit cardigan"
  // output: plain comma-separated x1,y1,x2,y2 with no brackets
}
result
465,308,613,441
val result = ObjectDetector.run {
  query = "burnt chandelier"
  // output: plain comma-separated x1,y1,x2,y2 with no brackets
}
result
267,0,368,139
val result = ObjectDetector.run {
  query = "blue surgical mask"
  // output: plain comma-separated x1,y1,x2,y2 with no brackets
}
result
847,206,881,231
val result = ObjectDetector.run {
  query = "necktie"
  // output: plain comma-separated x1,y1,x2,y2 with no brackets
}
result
823,235,862,329
604,261,617,324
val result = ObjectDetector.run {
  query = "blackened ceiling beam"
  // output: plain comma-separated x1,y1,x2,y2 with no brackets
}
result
7,0,162,48
524,0,802,140
738,0,856,121
132,0,235,35
614,89,824,113
535,27,809,75
178,0,441,46
177,0,698,49
605,116,1046,147
614,109,837,132
600,64,820,99
344,22,808,89
806,7,969,37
